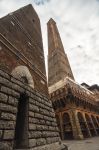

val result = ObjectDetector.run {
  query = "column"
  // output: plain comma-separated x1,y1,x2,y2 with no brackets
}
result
83,113,92,137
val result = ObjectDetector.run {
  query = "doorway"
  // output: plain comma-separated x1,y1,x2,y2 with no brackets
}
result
14,93,29,149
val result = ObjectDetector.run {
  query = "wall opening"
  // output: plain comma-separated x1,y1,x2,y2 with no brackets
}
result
91,115,99,134
63,113,73,140
85,114,95,136
77,112,89,138
14,93,29,149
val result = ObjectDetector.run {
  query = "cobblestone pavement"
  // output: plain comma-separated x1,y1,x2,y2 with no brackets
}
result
62,137,99,150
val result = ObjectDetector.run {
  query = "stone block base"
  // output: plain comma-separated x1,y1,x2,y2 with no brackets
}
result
30,142,67,150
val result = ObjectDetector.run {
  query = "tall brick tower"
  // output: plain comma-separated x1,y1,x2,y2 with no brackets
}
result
0,4,48,95
47,18,74,87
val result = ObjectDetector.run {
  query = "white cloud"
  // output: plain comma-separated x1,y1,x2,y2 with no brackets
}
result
0,0,99,85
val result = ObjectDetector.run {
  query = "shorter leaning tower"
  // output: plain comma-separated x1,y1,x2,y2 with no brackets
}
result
48,18,74,88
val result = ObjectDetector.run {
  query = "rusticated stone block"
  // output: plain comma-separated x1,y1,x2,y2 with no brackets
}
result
1,112,16,121
29,117,39,124
0,142,13,150
36,125,48,131
0,103,17,114
36,138,46,146
29,131,42,138
39,108,49,116
3,130,14,140
1,86,20,98
29,139,36,148
46,121,52,126
8,96,18,107
0,130,3,138
12,83,25,93
11,77,24,87
29,97,36,105
29,104,39,112
51,122,57,127
42,131,59,138
29,111,35,117
39,119,45,125
46,137,59,144
29,123,36,130
0,120,15,129
35,113,44,119
49,126,56,131
0,70,10,80
0,92,8,103
0,76,12,88
43,116,53,122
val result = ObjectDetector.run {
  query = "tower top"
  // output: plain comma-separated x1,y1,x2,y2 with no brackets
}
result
47,18,56,24
47,18,65,55
47,20,74,87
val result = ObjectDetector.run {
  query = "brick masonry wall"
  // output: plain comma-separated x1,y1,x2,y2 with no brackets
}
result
0,69,65,150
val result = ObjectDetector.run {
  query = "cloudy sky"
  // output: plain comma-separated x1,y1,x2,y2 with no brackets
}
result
0,0,99,86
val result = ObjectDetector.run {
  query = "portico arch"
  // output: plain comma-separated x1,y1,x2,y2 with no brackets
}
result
62,112,73,139
77,112,89,138
85,114,95,136
91,115,99,134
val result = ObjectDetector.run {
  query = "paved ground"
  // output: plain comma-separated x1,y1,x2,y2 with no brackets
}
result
62,137,99,150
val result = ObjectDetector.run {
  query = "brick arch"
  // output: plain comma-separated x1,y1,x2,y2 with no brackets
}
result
11,66,34,88
62,112,73,139
91,115,99,134
85,113,96,136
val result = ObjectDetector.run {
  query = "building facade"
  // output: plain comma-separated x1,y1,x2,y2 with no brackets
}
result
47,19,99,140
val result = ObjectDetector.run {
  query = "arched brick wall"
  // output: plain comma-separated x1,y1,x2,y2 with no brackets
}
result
11,66,34,88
